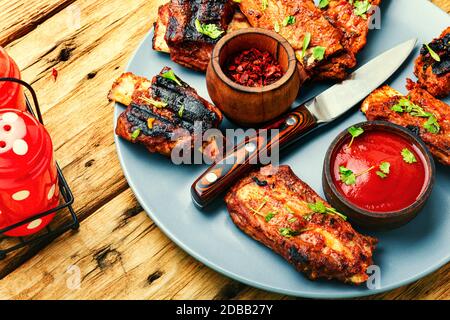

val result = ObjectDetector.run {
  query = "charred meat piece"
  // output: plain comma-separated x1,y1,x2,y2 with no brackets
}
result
238,0,344,72
414,27,450,98
320,0,381,55
163,0,234,71
225,165,377,284
362,85,450,166
109,67,223,158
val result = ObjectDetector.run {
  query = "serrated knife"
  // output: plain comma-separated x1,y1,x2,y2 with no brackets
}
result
191,38,417,208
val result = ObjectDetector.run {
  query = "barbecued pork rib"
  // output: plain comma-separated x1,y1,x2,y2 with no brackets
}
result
320,0,381,55
362,85,450,166
109,68,223,158
225,165,377,284
164,0,234,71
238,0,344,72
414,27,450,98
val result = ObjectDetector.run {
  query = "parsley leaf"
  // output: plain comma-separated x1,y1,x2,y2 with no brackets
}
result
131,128,141,141
279,228,298,238
161,69,182,86
312,46,326,61
178,105,185,118
424,115,440,134
195,19,224,39
339,166,357,185
308,200,347,221
347,126,364,147
376,162,390,179
318,0,329,9
379,161,390,174
282,16,296,27
353,0,371,18
301,33,311,59
402,148,417,164
426,44,441,62
265,212,276,222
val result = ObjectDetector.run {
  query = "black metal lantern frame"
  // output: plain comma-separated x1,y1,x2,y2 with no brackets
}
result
0,77,79,260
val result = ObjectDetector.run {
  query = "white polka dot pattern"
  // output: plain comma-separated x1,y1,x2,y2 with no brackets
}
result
47,184,56,200
12,190,30,201
27,219,42,230
2,112,19,123
12,139,28,155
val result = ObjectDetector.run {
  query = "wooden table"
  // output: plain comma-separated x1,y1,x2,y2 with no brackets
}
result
0,0,448,300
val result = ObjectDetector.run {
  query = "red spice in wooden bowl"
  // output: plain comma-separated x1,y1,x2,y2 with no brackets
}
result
225,48,284,87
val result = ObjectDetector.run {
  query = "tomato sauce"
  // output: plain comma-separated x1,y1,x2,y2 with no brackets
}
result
332,130,429,213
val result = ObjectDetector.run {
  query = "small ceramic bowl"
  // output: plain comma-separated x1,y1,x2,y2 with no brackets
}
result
322,121,435,230
206,28,300,127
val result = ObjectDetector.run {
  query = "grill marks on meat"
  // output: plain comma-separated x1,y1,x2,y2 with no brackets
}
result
109,68,223,158
362,85,450,166
163,0,234,71
225,165,377,284
414,27,450,98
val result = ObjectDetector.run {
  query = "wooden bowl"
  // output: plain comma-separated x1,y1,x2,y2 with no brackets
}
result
206,28,300,127
322,121,436,230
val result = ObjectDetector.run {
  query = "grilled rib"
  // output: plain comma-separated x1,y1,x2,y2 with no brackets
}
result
162,0,234,71
225,165,377,284
362,85,450,166
109,67,223,159
413,27,450,98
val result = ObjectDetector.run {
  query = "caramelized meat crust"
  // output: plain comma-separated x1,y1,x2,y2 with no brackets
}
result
362,85,450,166
109,68,223,158
414,27,450,98
225,165,377,284
163,0,234,71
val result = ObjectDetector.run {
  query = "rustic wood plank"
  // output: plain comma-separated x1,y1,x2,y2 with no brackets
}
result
0,0,158,277
0,0,448,300
0,0,76,46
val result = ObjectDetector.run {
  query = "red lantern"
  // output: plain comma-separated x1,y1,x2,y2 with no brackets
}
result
0,47,26,111
0,109,59,236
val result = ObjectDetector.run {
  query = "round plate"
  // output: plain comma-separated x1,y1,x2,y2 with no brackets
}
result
114,0,450,298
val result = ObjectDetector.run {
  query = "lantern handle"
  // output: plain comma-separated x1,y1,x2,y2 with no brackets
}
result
0,77,43,125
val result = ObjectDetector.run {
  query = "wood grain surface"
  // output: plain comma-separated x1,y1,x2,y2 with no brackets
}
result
0,0,448,300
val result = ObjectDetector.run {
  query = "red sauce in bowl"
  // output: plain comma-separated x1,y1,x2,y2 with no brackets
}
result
332,130,429,213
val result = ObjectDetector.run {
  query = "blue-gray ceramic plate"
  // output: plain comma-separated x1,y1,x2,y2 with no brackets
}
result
114,0,450,298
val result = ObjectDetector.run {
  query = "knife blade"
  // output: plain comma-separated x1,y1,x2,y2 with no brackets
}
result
191,38,417,208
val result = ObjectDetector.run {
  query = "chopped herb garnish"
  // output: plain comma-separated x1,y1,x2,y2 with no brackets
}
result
141,97,168,108
282,16,296,27
308,200,347,221
376,161,391,179
347,126,364,148
161,69,182,86
274,21,280,33
233,0,242,2
285,206,294,214
401,148,417,164
279,228,298,238
312,46,326,61
353,0,371,18
426,44,441,62
424,115,440,134
265,212,276,222
391,98,440,134
131,128,141,141
318,0,329,9
250,198,268,216
178,105,185,118
301,33,311,59
262,0,268,10
288,217,298,223
195,19,224,39
339,166,357,185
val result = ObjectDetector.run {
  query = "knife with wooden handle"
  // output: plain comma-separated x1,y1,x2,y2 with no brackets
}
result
191,39,417,208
